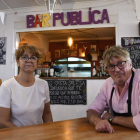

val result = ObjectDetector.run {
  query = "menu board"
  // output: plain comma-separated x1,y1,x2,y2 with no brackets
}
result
121,37,140,69
46,80,86,105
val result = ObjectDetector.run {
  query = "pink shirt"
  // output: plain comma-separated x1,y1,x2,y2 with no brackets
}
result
88,69,140,131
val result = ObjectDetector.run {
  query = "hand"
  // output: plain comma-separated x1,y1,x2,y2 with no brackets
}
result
102,112,112,120
95,120,114,133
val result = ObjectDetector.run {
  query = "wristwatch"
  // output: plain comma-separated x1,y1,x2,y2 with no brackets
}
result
108,115,114,124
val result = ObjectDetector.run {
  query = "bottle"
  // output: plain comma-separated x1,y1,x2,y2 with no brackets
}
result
50,62,54,77
46,67,50,77
103,66,106,77
99,67,102,77
92,62,96,76
99,60,103,76
40,68,45,77
37,64,42,77
34,69,39,77
44,64,49,77
37,69,41,77
96,66,100,77
54,71,57,77
106,70,110,77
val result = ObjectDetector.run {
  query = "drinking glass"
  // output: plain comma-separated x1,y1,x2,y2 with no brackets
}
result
70,67,74,77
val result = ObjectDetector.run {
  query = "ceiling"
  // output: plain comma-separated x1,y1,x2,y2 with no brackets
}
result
0,0,115,41
22,27,115,42
0,0,93,11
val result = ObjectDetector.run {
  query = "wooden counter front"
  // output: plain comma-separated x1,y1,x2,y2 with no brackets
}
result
0,118,139,140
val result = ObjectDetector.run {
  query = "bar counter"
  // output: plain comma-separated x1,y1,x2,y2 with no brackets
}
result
0,118,139,140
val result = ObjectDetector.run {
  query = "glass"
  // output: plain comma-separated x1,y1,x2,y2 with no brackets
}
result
70,67,74,77
106,61,127,72
21,55,38,63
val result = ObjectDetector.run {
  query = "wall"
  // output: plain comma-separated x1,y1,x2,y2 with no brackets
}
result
0,0,140,122
49,39,115,63
0,0,139,82
19,33,49,54
51,79,105,122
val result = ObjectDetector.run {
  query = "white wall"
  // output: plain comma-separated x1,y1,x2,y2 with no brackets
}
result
51,79,105,122
0,0,139,82
20,33,49,54
0,0,140,122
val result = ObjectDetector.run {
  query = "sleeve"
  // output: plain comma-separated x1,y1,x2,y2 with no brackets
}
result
44,81,50,104
133,115,140,131
133,96,140,131
132,75,140,132
133,81,140,131
0,84,11,108
87,81,109,115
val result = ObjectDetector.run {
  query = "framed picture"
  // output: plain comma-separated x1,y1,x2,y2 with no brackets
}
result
0,37,6,65
61,49,69,55
55,50,60,58
91,53,98,61
69,44,77,50
69,50,77,56
91,45,96,53
79,49,85,57
73,44,77,50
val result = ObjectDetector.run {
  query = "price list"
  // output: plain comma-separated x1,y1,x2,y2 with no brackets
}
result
46,80,87,105
121,37,140,69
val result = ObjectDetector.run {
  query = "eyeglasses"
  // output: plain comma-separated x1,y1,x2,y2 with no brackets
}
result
106,61,127,72
21,55,38,63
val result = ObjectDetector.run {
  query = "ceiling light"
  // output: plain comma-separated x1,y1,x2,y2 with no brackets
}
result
67,36,73,47
67,30,74,48
44,0,62,15
0,12,5,25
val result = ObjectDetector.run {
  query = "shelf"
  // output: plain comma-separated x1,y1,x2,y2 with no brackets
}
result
40,77,109,80
55,61,91,64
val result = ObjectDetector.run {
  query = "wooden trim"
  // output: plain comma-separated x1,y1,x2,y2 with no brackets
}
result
40,77,109,80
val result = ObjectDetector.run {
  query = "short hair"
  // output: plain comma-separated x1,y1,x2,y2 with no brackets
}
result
15,45,40,61
103,45,131,66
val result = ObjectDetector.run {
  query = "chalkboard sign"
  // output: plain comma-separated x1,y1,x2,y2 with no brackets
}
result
46,80,86,105
121,37,140,69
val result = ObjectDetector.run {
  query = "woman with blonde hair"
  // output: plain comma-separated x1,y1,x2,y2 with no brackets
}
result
0,45,53,128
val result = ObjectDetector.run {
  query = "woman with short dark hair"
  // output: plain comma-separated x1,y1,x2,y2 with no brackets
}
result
0,45,53,128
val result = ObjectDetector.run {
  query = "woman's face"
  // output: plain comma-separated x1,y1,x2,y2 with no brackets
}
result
17,49,38,74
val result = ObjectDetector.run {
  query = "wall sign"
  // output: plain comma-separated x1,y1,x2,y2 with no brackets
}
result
0,37,6,65
26,8,110,28
46,80,86,105
121,37,140,69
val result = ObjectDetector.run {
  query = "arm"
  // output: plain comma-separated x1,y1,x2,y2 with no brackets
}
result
42,102,53,123
102,112,136,129
0,107,17,128
113,116,136,129
87,109,114,133
87,109,102,125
